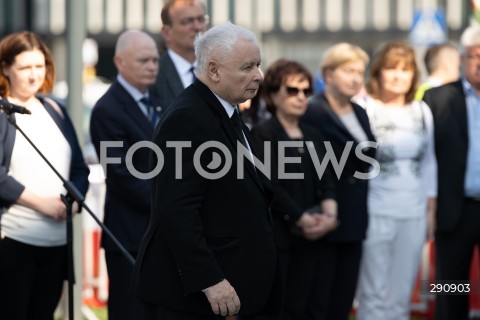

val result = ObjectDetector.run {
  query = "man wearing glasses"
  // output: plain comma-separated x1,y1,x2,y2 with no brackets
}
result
155,0,208,110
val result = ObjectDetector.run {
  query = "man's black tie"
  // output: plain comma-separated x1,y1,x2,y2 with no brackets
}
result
190,66,196,83
140,97,157,126
231,107,248,149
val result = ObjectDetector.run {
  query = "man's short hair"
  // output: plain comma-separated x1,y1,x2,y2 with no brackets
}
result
194,22,257,75
161,0,205,26
423,43,457,74
460,25,480,52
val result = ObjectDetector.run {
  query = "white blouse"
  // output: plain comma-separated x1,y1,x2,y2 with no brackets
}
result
2,104,71,246
364,97,437,219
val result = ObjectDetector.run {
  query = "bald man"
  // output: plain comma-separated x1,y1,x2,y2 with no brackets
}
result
90,30,161,320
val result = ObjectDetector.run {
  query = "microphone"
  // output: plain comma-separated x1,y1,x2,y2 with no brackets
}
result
0,99,31,115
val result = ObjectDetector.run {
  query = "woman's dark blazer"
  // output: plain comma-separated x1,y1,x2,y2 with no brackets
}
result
302,93,376,242
0,96,90,210
251,116,336,248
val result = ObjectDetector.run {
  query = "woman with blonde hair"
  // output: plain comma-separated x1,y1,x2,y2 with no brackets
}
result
303,42,376,320
356,41,437,320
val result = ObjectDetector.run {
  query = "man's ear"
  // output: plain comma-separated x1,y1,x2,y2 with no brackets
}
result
161,26,171,43
113,56,122,70
208,61,220,83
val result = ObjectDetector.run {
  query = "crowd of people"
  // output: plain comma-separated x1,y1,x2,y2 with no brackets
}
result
0,0,479,320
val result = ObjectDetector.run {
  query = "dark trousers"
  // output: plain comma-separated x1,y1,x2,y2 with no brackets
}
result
281,241,322,320
244,239,354,320
0,237,67,320
308,241,362,320
143,303,233,320
435,199,480,320
105,250,144,320
243,243,321,320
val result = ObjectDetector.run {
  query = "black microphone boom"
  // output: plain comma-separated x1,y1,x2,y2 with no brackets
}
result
0,99,31,114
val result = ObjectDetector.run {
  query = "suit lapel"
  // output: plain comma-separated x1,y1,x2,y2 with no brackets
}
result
192,81,267,194
149,90,164,124
315,93,363,143
163,54,185,97
240,121,267,181
112,81,153,138
222,117,265,187
353,103,376,142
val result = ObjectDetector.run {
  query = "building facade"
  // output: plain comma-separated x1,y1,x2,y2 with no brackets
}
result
0,0,471,81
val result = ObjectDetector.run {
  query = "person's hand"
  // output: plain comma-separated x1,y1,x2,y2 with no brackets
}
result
301,214,329,240
72,201,80,214
204,279,241,316
322,212,339,232
296,212,317,229
17,189,76,221
38,196,68,221
302,213,338,240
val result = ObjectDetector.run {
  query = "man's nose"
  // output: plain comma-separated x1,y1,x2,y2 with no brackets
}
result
254,68,263,81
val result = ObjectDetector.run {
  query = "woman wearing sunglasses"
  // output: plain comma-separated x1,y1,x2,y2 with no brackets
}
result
250,59,338,319
302,43,375,320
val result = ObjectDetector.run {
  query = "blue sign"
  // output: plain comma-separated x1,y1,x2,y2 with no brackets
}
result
409,9,447,46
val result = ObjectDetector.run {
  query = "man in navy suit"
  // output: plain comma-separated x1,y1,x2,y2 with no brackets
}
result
154,0,208,109
135,22,281,320
90,30,161,320
424,25,480,320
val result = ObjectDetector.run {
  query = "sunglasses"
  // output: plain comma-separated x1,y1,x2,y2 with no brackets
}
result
284,85,313,97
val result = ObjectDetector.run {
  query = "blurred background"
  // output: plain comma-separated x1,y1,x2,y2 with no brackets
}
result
0,0,473,84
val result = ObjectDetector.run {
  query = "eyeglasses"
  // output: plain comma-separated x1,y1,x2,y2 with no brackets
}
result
178,14,209,27
284,85,313,97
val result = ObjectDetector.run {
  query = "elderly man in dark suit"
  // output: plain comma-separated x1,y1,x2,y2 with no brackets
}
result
423,25,480,320
90,30,161,320
154,0,208,109
134,22,281,320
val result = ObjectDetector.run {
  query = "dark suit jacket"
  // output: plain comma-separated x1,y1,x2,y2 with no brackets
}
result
90,80,161,252
153,52,185,110
423,80,468,233
134,80,281,316
302,93,376,242
251,116,336,249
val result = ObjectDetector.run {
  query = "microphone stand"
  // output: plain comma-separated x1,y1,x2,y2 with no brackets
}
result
3,111,135,320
